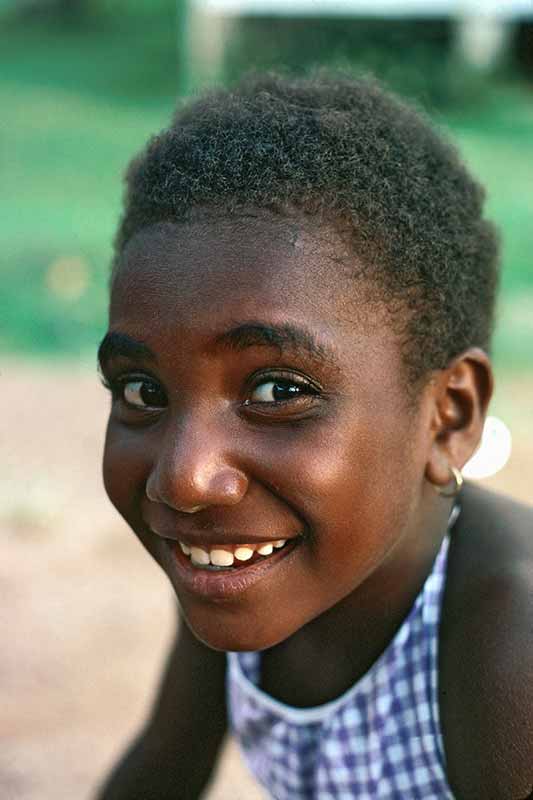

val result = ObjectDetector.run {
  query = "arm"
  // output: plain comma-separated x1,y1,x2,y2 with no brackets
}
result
95,610,228,800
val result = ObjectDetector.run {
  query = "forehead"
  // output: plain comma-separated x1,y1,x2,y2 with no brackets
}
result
111,215,373,328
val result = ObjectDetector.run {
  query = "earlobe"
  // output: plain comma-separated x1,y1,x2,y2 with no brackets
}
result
426,442,460,492
425,348,493,492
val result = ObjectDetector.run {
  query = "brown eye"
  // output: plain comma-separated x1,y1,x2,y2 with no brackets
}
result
249,378,316,403
122,379,166,409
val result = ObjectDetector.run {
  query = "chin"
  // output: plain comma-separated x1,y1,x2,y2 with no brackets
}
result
182,605,292,653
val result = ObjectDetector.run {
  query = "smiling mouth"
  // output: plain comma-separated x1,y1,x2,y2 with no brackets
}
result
164,533,303,600
178,536,299,570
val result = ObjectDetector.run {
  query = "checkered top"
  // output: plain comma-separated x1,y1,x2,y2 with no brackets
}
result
227,529,456,799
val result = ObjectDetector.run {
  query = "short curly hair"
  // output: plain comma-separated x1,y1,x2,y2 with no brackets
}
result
114,72,499,385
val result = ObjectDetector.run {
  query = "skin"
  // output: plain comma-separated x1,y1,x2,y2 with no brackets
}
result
440,484,533,799
98,213,533,799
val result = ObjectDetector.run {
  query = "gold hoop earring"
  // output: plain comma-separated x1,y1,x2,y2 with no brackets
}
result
435,465,464,498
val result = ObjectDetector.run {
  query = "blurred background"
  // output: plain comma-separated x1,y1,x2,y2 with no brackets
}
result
2,1,532,797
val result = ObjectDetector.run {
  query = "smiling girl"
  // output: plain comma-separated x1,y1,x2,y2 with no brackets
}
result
96,75,533,799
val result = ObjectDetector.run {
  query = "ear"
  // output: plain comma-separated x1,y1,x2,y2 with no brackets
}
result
425,348,494,489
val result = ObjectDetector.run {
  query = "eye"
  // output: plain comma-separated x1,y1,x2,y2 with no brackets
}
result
248,376,318,404
121,378,167,409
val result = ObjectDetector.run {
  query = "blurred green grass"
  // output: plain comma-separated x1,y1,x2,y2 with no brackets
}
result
2,10,532,371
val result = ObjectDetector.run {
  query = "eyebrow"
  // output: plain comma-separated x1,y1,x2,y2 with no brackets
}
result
213,322,335,364
97,331,157,371
97,322,336,372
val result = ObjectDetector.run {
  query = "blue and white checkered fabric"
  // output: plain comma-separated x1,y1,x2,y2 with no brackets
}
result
227,531,455,799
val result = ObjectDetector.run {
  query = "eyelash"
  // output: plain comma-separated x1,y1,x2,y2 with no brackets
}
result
100,370,321,411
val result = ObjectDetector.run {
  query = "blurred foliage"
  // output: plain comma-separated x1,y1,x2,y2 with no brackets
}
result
1,2,532,371
2,0,179,102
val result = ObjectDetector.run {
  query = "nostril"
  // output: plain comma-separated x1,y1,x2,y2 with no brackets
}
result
145,480,158,503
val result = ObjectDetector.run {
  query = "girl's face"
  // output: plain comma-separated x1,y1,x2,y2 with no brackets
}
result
101,215,438,651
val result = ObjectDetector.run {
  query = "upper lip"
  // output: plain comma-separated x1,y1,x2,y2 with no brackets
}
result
147,526,299,547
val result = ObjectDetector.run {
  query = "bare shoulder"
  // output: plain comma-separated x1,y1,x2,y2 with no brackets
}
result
439,483,533,799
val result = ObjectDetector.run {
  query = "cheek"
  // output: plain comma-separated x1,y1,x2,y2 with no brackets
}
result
279,414,418,519
282,415,423,579
102,422,150,522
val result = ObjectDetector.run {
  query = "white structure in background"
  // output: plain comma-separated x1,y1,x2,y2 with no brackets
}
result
196,0,533,16
188,0,533,85
453,0,529,70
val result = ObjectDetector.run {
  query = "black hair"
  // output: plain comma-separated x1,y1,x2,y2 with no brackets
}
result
114,72,499,386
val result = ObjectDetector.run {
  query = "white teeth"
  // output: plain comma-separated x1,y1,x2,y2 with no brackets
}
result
190,546,210,566
182,537,292,567
234,546,254,561
210,549,234,567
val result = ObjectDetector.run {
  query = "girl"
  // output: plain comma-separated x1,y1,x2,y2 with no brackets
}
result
96,74,533,799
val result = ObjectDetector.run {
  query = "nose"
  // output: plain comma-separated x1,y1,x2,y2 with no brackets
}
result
145,418,249,512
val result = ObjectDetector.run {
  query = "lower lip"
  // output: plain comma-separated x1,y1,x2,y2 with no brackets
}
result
164,538,301,601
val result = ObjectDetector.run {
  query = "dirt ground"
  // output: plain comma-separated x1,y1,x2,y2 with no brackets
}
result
2,360,532,800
